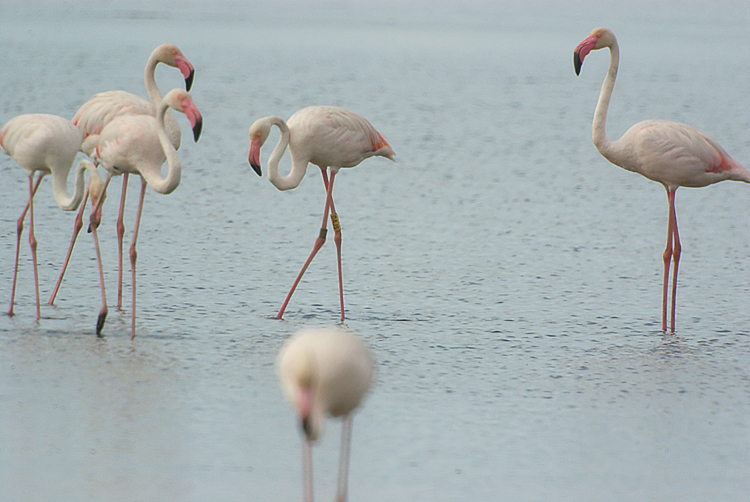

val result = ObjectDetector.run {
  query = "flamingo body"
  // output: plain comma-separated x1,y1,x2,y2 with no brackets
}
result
286,105,395,173
574,27,750,332
85,89,202,338
277,327,375,441
2,113,100,320
277,327,375,502
248,106,394,320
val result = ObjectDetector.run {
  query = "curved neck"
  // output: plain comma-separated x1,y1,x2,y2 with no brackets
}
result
50,160,97,211
267,118,307,191
144,54,180,150
592,41,620,161
140,102,181,194
144,54,165,106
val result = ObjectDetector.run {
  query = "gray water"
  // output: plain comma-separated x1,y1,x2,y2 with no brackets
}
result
1,1,749,501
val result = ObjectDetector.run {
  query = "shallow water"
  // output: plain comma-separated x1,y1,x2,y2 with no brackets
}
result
1,1,749,501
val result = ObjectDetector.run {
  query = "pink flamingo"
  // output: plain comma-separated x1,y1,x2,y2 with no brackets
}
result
248,106,395,321
574,27,750,333
277,327,375,502
1,114,104,321
87,89,203,339
50,44,195,310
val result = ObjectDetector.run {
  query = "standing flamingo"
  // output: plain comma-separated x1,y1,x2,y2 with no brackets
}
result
1,114,103,321
277,327,375,502
50,44,195,310
573,27,750,333
87,88,203,339
248,106,395,321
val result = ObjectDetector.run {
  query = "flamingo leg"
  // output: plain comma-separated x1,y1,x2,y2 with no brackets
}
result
128,179,147,340
88,172,114,335
27,176,42,321
90,212,108,336
116,173,129,310
661,189,678,333
7,174,43,317
326,170,345,322
335,415,353,502
302,438,314,502
276,168,332,320
668,190,681,333
48,181,91,306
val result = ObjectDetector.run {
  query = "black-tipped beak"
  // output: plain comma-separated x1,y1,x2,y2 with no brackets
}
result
185,70,195,92
250,162,262,177
193,119,202,142
574,52,583,76
301,416,312,439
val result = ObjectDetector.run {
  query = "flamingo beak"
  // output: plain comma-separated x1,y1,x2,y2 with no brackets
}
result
175,54,195,91
249,137,262,176
573,34,598,75
298,387,316,440
181,97,203,142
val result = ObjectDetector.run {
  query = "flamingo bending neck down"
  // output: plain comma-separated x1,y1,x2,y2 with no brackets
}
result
574,27,750,333
248,105,395,322
277,327,375,502
87,88,203,338
1,113,103,321
55,44,196,313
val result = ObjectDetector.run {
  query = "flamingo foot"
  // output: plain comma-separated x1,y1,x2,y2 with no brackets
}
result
96,308,108,336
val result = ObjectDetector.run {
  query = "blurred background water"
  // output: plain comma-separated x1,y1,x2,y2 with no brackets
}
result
0,1,748,501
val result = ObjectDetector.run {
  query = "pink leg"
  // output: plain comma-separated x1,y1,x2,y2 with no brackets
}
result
27,176,42,321
335,415,353,502
302,438,314,502
48,182,91,305
116,173,129,310
661,189,677,333
7,174,43,317
276,169,332,320
669,191,681,333
88,172,114,335
90,215,108,336
326,170,345,322
128,179,147,340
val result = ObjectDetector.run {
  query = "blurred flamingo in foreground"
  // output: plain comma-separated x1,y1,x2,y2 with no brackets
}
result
87,88,203,339
248,105,395,321
277,327,375,502
50,43,195,311
1,114,104,322
574,27,750,333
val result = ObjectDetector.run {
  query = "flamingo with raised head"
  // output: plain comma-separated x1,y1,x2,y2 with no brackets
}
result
574,27,750,333
87,88,203,339
248,105,395,321
277,327,375,502
50,44,195,310
1,114,103,322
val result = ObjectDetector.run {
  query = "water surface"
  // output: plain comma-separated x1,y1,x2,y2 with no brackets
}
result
1,1,749,501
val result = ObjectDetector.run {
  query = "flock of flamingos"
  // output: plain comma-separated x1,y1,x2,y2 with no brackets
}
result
2,27,749,501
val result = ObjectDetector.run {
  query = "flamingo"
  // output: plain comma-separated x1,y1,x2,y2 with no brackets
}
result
277,327,375,502
87,88,203,339
50,44,195,310
1,114,103,321
573,27,750,333
248,106,395,321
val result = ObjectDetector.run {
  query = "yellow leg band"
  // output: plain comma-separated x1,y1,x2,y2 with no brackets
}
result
331,214,341,232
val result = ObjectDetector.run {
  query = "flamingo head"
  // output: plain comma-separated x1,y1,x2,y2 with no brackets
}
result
153,43,195,91
574,27,616,75
278,341,324,441
247,117,273,177
164,89,203,142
